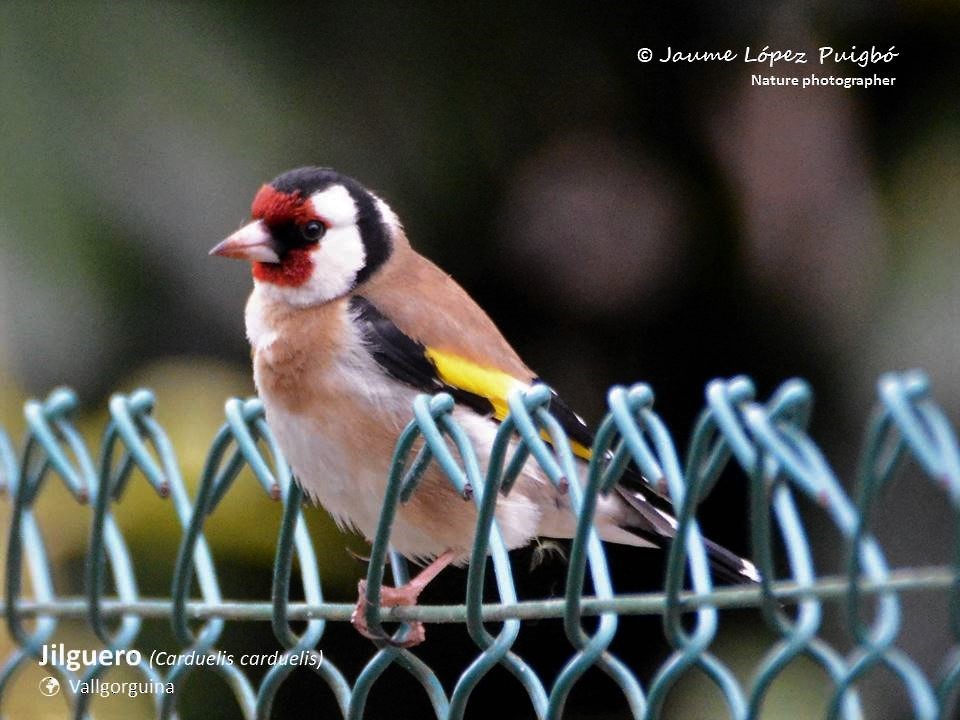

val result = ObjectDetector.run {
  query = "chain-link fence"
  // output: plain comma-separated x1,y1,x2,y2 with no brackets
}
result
0,371,957,719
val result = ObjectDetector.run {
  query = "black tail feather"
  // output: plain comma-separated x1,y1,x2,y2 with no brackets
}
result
615,485,760,585
703,537,760,585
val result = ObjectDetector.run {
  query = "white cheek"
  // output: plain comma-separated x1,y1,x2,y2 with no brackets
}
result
304,226,367,301
256,226,367,307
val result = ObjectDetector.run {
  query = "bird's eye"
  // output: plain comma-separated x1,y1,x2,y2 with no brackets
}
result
301,221,326,242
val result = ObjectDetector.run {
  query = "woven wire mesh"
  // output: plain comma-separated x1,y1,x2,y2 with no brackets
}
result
0,371,957,719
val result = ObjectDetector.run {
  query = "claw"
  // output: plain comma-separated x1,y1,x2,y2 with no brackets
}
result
351,579,427,647
349,549,457,648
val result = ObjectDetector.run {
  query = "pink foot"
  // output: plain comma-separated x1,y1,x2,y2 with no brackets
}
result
350,579,426,647
349,550,457,648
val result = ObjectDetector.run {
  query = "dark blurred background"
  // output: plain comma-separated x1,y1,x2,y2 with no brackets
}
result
1,1,958,718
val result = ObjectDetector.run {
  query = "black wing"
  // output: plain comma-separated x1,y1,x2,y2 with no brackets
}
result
351,296,758,583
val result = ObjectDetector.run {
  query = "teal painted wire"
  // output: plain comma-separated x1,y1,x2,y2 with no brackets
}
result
355,419,418,642
429,402,544,719
411,394,472,496
349,396,453,719
458,412,548,719
88,402,148,651
350,549,450,720
262,479,351,717
21,390,87,501
572,410,648,718
76,391,169,719
609,386,745,720
877,369,960,714
167,411,258,718
835,377,937,719
220,398,351,718
1,374,959,720
847,372,958,720
879,372,953,483
508,385,616,719
508,387,630,717
352,392,542,719
893,393,960,715
737,381,937,719
4,390,94,715
505,386,567,488
0,424,72,716
743,409,888,719
0,566,956,622
705,378,862,719
101,392,255,719
509,390,642,720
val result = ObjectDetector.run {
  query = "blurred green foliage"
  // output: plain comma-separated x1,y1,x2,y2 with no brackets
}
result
1,1,958,718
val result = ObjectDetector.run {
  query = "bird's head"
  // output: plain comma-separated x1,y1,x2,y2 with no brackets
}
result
210,167,400,305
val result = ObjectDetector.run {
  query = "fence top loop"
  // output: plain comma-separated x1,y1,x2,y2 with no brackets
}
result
106,390,170,498
607,384,665,488
410,392,474,499
22,388,89,502
880,371,960,492
223,396,282,500
1,372,959,720
506,385,569,492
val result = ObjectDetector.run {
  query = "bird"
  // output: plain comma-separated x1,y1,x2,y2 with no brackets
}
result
210,166,759,646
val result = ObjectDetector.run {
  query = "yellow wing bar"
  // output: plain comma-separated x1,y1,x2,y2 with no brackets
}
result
424,347,593,461
425,347,518,419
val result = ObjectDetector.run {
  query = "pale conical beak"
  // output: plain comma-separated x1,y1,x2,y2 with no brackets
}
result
209,221,280,263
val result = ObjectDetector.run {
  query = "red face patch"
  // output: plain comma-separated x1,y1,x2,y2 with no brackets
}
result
252,248,314,287
250,185,317,225
249,184,323,288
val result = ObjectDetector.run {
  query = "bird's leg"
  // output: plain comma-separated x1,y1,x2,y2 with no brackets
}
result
351,549,457,647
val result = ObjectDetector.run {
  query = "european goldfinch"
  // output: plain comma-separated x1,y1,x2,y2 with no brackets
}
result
211,167,758,646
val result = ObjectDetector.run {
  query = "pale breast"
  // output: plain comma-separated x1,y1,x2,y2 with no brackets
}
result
244,286,547,560
247,288,403,525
